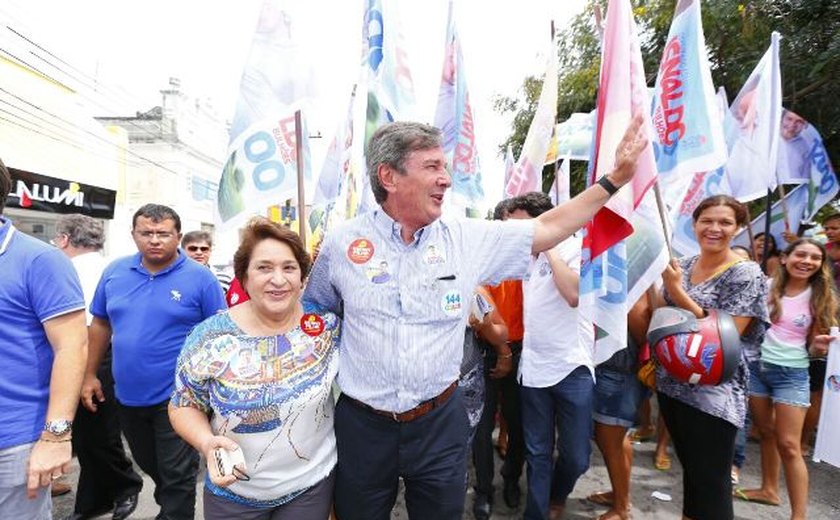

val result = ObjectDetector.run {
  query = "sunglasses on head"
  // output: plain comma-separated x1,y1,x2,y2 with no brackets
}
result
186,245,211,252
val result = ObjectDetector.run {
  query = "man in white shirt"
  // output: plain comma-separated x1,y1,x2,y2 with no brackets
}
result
507,193,595,520
304,118,646,520
54,214,142,520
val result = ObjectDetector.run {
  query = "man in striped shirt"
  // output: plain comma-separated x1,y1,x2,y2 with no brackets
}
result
304,118,646,520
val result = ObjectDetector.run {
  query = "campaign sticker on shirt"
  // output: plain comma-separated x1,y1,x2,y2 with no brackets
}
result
423,244,446,265
441,289,463,317
347,238,375,264
300,313,325,336
365,261,391,284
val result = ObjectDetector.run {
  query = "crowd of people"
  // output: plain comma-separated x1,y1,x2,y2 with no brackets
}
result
0,114,834,520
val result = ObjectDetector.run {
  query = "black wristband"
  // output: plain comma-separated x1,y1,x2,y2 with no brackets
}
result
597,175,619,196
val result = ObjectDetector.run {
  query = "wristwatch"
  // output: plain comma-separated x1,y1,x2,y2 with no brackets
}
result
44,419,73,437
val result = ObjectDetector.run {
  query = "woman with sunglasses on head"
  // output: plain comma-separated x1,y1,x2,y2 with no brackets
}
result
735,238,837,520
169,218,340,520
656,195,769,520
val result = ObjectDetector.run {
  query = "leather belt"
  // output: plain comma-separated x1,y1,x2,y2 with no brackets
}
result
344,381,458,423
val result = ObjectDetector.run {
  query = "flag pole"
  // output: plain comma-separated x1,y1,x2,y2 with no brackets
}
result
761,188,772,272
295,109,307,245
652,181,675,261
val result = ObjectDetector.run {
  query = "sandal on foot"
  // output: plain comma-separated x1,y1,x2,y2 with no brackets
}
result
732,488,781,506
654,453,671,471
597,509,632,520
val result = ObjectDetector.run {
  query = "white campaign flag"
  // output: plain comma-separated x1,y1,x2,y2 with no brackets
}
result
724,32,782,202
814,331,840,468
216,1,315,228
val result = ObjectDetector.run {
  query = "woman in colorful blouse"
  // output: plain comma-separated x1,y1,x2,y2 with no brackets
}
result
736,238,837,519
656,195,768,520
169,218,339,519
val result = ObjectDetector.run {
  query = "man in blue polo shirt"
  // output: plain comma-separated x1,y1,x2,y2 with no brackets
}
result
0,158,88,518
82,204,226,520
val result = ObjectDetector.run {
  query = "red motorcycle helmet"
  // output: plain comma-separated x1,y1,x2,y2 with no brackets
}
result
647,307,741,386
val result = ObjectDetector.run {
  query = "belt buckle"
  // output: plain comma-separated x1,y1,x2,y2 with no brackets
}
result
392,410,401,422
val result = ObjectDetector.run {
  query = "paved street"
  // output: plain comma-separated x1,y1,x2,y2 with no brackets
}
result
52,430,840,519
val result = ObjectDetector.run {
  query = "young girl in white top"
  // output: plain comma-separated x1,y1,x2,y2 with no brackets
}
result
737,238,838,520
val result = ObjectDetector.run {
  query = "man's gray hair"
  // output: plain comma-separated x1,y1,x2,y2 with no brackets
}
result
366,122,443,204
55,214,105,250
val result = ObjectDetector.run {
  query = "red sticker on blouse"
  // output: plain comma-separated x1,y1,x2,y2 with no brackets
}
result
300,314,325,336
347,238,375,264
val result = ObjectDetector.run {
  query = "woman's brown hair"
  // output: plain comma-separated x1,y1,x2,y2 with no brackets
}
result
233,217,311,285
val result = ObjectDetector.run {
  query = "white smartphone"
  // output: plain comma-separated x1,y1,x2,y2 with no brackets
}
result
214,447,246,478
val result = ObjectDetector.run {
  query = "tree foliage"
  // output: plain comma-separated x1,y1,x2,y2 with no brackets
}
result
495,0,840,202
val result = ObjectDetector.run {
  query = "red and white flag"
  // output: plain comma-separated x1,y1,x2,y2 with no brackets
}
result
585,0,657,258
581,0,659,364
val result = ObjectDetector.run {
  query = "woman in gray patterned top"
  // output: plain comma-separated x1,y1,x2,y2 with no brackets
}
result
656,195,768,520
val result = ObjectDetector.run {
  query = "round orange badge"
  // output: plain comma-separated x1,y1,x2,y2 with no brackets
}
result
300,314,325,337
347,238,375,264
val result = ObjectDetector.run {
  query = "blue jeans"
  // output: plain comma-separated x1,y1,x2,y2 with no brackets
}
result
520,366,594,520
592,366,645,428
749,360,811,407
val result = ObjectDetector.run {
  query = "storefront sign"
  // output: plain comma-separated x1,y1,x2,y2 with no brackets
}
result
6,168,117,219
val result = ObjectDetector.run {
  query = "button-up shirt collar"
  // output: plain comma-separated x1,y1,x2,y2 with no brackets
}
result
373,208,427,249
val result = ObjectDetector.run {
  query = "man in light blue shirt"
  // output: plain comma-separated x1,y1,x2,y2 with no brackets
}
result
304,118,647,520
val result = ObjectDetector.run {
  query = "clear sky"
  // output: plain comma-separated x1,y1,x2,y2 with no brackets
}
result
4,0,588,210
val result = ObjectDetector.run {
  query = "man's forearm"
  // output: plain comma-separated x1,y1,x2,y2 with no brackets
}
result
532,114,646,254
43,311,88,423
482,320,509,353
532,182,612,254
46,340,87,423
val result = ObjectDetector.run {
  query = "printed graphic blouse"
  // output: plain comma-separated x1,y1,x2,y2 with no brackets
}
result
171,303,340,507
